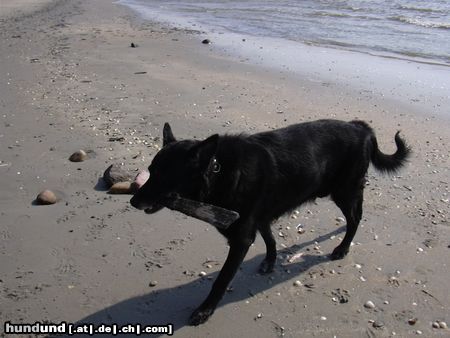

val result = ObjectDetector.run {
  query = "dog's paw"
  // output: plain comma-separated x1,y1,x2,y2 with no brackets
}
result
258,259,275,274
330,246,349,260
188,307,214,326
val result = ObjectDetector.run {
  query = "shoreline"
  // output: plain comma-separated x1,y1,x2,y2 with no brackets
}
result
1,0,449,337
119,0,450,120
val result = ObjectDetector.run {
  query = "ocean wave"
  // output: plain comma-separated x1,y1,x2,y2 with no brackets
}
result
398,5,444,13
310,11,378,21
390,16,450,29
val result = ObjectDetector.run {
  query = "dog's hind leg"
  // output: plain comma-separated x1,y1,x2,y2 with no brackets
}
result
189,237,252,326
330,184,364,260
258,225,277,274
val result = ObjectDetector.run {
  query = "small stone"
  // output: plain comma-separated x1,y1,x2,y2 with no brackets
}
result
103,163,134,187
320,316,327,321
296,223,305,234
149,280,157,287
408,318,418,325
416,330,422,335
256,313,262,319
293,280,302,287
364,300,375,309
130,42,138,48
373,321,384,329
198,271,207,277
108,182,133,194
432,322,440,329
354,264,362,269
36,190,57,205
438,321,448,329
69,150,87,162
202,39,211,44
336,216,345,223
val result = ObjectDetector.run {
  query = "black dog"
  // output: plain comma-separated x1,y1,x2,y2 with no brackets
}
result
130,119,410,325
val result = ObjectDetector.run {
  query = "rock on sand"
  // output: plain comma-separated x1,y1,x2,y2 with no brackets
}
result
36,189,57,205
69,150,87,162
103,163,134,188
108,182,133,194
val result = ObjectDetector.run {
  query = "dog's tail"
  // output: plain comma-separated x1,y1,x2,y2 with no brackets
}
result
369,130,411,173
351,120,411,173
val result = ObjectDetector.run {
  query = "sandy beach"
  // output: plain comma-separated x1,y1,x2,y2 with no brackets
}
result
1,0,449,337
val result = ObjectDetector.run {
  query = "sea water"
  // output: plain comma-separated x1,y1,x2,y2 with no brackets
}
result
120,0,449,65
119,0,450,117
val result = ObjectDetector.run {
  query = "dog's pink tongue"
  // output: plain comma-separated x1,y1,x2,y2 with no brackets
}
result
134,170,150,189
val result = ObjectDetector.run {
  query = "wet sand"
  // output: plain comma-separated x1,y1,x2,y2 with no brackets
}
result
0,0,449,337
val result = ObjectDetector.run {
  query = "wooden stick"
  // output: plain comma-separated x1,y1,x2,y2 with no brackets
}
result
160,195,240,230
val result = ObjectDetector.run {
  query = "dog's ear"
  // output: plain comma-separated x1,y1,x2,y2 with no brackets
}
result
190,134,219,166
163,122,176,146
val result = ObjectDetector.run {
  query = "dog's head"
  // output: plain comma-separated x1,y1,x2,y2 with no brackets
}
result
130,123,219,214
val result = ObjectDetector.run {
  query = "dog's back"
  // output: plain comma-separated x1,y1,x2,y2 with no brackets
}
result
212,119,407,220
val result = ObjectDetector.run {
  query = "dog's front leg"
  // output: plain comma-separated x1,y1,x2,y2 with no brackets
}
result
189,238,251,326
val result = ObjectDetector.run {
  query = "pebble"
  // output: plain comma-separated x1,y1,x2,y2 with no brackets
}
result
372,321,384,329
103,163,134,187
432,322,440,329
149,281,157,287
108,182,133,194
336,216,345,223
364,300,375,309
408,318,418,325
416,330,422,335
36,190,57,205
69,150,87,162
202,39,211,44
438,321,448,329
296,223,305,234
320,316,327,321
198,271,207,277
293,280,302,287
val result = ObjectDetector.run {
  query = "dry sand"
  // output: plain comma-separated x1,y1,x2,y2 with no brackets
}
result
1,0,449,337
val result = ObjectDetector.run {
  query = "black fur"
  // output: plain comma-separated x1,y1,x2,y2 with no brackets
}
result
130,119,410,325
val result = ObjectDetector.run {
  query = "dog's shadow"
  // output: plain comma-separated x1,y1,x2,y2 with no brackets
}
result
70,226,345,336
